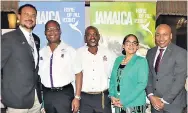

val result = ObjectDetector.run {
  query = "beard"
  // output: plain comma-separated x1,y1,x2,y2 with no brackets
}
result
20,22,35,30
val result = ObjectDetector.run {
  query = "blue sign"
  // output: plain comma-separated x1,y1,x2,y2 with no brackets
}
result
19,1,85,48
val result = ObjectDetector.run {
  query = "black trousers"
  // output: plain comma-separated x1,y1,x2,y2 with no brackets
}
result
80,90,112,113
1,108,6,113
42,84,74,113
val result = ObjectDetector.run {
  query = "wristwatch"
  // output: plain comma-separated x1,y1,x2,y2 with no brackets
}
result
75,95,81,100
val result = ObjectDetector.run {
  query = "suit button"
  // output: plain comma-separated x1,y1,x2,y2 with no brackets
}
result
154,88,156,90
156,79,158,81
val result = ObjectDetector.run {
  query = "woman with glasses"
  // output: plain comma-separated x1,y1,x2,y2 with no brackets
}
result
109,34,148,113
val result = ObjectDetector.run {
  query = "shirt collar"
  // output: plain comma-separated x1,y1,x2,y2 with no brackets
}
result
157,46,167,51
19,26,33,40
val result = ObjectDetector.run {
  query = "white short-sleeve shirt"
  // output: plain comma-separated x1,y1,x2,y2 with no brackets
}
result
38,41,80,88
74,46,116,92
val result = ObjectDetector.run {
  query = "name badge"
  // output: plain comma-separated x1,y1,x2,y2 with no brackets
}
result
40,56,43,60
61,54,64,58
103,55,107,61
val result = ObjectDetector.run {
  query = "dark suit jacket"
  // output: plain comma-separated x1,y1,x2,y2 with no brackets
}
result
1,28,42,109
146,43,187,112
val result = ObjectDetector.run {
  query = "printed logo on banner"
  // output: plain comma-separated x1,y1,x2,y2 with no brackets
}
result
19,2,85,48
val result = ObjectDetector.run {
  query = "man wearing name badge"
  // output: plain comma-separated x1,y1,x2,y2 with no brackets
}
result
1,4,42,113
38,20,82,113
74,26,116,113
146,24,187,113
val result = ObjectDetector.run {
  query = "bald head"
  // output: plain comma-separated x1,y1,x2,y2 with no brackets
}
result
155,24,172,48
156,24,172,34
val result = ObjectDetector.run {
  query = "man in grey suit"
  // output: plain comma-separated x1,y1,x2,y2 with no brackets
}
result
146,24,187,113
1,4,42,113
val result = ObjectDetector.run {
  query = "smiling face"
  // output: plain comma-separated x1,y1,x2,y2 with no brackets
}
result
123,35,139,55
85,27,100,47
17,6,37,32
45,21,61,44
155,24,172,48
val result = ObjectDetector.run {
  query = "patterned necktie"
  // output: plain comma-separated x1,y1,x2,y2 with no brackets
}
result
29,34,35,53
155,49,164,73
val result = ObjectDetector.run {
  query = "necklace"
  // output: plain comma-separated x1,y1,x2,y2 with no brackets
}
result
121,57,131,65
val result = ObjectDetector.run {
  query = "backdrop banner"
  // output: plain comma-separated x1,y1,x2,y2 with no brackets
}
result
90,2,156,56
19,1,85,48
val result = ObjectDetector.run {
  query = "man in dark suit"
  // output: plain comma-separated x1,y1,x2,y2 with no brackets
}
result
146,24,187,113
1,4,42,113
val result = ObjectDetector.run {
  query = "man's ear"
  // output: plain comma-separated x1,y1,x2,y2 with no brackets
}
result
59,31,62,35
17,14,20,21
170,33,172,40
84,35,87,43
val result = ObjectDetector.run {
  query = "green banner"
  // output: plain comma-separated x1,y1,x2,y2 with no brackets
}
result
90,2,156,56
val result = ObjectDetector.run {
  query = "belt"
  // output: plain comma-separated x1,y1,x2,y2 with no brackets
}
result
82,89,108,109
42,83,72,92
83,89,108,94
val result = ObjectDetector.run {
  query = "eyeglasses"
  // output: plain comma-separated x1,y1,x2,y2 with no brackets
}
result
46,27,60,33
125,41,138,46
86,33,98,38
22,12,36,18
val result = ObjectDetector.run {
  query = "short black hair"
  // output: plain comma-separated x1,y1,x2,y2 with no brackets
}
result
122,34,139,55
45,20,61,31
18,4,37,15
85,26,99,36
84,26,100,43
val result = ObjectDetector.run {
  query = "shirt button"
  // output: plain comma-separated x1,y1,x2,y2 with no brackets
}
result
93,69,94,71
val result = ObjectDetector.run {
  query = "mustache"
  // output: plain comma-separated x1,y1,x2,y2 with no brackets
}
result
25,20,33,22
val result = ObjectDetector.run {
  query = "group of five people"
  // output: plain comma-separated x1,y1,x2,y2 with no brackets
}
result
1,4,187,113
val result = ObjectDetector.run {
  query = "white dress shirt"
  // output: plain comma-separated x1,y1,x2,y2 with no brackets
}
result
148,46,169,104
19,26,38,68
38,41,80,88
74,46,116,92
153,46,167,67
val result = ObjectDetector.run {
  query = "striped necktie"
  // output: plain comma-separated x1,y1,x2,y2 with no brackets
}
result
29,33,35,53
155,49,164,73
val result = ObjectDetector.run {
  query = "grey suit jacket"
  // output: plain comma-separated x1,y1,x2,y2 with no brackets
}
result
146,43,187,112
1,28,42,109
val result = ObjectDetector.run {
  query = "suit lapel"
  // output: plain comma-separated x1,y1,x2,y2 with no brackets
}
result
16,28,35,61
150,47,157,76
122,54,137,76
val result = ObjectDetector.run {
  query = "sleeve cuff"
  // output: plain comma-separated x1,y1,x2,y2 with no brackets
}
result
147,93,154,97
161,98,170,104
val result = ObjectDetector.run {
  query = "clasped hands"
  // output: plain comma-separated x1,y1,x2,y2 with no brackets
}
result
111,97,123,108
149,95,164,111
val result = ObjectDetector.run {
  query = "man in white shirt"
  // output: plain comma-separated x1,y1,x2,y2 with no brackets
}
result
74,26,116,113
38,20,82,113
146,24,187,113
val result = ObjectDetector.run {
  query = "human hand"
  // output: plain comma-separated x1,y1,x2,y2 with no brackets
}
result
111,97,123,108
111,97,119,106
71,98,80,113
149,95,163,111
41,107,46,113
